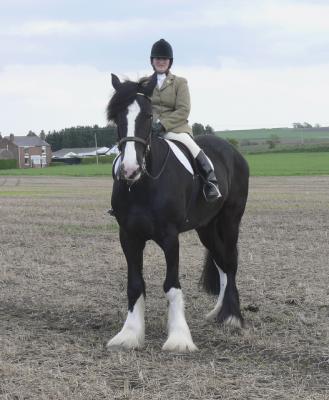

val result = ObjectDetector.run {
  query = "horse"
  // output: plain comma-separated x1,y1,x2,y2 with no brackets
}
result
106,72,249,352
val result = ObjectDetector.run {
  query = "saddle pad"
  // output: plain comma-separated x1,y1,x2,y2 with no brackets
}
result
164,139,194,175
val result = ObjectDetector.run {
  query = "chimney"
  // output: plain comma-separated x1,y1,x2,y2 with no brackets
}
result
9,134,15,142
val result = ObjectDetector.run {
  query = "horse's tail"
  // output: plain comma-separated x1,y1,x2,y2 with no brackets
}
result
200,250,220,295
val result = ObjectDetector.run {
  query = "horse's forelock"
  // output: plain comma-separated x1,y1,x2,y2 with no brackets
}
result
107,80,139,122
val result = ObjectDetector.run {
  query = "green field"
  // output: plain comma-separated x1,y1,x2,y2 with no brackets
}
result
245,152,329,176
216,127,329,141
0,152,328,177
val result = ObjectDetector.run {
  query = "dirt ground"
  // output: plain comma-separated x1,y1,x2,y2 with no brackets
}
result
0,175,328,400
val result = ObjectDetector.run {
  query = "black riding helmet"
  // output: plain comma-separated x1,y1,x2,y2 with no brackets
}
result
150,39,173,69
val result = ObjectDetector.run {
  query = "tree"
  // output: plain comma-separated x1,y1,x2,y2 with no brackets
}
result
192,123,205,136
204,125,215,135
266,134,280,149
39,130,46,140
27,130,37,137
45,125,117,151
226,138,239,148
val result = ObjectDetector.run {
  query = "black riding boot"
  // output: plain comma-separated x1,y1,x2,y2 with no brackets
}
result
196,151,221,202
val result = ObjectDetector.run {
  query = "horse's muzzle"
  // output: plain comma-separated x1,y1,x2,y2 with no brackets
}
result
119,164,142,182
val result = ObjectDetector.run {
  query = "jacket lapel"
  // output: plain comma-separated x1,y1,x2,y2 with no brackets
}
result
159,72,174,91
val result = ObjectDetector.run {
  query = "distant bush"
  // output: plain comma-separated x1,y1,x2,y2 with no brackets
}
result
81,155,116,164
266,134,280,149
240,139,260,146
226,138,239,148
0,159,17,169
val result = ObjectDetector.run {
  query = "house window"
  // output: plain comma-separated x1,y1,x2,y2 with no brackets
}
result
24,147,30,166
42,146,46,155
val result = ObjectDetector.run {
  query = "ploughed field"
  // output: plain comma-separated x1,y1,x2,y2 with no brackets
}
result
1,176,328,400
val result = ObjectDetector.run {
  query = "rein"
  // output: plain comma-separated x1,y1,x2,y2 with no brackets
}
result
142,139,171,180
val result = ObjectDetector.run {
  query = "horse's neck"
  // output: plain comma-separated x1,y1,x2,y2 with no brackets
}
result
147,137,169,172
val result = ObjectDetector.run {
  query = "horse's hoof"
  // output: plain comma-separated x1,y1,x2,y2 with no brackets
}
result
162,334,198,352
106,329,144,350
223,315,243,329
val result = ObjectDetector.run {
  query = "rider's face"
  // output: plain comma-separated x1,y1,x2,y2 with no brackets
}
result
152,58,170,73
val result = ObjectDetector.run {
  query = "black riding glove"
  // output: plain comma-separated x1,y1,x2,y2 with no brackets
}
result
152,121,166,136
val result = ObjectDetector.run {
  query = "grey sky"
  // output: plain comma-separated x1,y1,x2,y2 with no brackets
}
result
0,0,328,134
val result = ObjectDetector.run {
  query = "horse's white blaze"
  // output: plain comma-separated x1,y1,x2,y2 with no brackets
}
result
121,100,140,178
206,261,227,320
107,295,145,349
162,288,198,352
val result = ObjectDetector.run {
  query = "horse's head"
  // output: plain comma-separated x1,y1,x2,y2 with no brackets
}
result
107,73,157,182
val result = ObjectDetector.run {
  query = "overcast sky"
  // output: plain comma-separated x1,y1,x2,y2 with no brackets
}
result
1,0,329,135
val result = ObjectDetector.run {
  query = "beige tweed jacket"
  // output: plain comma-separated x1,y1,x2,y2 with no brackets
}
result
151,71,193,135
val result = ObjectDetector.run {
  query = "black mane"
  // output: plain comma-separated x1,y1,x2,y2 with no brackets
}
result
107,77,150,122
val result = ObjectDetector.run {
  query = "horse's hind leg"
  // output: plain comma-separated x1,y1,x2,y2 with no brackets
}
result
156,231,197,352
107,229,146,350
197,207,244,328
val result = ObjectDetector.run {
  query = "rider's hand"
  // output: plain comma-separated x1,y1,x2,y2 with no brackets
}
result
152,121,165,136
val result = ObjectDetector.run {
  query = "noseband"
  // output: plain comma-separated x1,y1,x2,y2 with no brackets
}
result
117,92,152,152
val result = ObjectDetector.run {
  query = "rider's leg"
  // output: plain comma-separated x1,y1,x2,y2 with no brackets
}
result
164,132,221,202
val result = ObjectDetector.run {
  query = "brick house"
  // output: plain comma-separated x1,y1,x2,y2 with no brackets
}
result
0,133,52,168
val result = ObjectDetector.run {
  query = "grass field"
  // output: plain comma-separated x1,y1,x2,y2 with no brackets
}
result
0,152,328,177
1,176,328,399
246,152,329,176
216,127,329,141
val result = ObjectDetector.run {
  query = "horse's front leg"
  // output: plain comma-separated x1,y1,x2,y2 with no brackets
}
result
157,232,198,352
107,229,146,350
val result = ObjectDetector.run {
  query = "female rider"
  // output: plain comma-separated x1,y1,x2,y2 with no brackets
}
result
149,39,221,202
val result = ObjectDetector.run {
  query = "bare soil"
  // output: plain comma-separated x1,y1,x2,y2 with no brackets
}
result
1,176,328,400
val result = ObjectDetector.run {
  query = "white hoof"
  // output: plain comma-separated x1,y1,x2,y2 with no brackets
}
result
107,328,144,350
224,315,242,328
162,331,198,352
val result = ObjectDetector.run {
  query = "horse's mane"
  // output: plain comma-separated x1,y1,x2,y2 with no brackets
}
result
107,77,149,122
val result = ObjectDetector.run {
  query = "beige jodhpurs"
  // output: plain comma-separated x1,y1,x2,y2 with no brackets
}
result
163,132,201,158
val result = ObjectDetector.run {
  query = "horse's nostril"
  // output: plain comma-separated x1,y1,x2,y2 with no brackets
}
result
121,165,141,181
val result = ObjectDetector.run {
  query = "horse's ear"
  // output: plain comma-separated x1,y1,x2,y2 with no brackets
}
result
141,72,157,96
111,73,121,90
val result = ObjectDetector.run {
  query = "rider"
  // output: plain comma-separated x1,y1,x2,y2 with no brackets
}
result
149,39,221,202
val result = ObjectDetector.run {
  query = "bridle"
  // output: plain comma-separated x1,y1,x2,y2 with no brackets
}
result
115,91,171,182
117,92,152,153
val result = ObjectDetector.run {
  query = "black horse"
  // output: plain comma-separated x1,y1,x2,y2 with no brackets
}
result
106,73,249,352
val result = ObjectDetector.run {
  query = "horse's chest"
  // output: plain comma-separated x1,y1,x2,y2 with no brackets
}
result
117,207,155,238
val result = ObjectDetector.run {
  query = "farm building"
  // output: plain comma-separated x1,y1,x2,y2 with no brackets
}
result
52,145,119,163
0,133,52,168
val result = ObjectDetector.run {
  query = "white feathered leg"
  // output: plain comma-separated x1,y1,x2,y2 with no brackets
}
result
107,295,145,350
162,288,198,352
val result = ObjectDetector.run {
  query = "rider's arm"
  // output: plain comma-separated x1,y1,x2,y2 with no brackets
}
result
160,78,191,132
